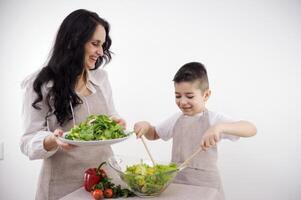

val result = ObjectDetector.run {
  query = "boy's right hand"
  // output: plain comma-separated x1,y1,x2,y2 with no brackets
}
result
134,121,151,138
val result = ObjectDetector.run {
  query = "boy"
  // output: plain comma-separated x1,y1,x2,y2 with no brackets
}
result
134,62,257,199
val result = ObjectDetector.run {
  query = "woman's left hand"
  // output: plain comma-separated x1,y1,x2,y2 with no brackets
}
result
110,116,126,129
200,125,221,151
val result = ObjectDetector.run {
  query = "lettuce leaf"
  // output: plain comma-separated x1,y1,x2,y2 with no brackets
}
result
65,115,128,141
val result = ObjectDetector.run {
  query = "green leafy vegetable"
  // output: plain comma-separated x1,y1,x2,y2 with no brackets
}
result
94,178,135,198
65,115,129,141
122,163,178,195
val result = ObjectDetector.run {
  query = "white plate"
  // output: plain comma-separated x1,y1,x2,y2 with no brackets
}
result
58,131,133,146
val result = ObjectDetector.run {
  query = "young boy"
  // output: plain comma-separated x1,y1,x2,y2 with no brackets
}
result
134,62,257,199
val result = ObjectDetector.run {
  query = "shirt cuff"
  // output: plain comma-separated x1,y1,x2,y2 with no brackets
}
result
154,126,167,141
221,133,240,141
28,131,58,160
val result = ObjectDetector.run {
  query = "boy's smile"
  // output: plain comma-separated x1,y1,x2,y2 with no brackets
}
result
174,81,211,116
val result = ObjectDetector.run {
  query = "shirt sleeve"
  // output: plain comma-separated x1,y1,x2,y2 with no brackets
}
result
209,111,239,141
155,112,182,141
20,77,58,160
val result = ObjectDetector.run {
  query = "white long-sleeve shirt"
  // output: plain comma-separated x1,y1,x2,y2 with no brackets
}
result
20,68,119,160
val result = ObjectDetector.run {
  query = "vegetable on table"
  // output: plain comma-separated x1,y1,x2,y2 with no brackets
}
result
84,162,135,198
84,162,106,192
92,189,103,200
104,188,113,198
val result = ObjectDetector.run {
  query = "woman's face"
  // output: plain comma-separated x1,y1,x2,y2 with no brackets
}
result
84,25,106,70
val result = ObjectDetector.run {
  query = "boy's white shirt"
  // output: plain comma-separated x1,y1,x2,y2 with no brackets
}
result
155,110,239,141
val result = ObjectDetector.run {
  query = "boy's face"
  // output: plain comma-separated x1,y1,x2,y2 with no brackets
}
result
174,81,211,116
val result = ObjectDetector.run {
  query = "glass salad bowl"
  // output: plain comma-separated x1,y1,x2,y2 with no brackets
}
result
108,155,180,197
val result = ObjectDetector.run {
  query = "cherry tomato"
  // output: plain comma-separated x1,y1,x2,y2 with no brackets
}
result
92,189,103,200
104,188,113,198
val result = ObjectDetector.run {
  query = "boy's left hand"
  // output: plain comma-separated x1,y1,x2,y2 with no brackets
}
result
201,125,221,151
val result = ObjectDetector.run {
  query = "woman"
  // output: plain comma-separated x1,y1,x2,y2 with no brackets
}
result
20,9,125,200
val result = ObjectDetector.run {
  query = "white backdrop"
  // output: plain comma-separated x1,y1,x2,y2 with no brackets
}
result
0,0,300,199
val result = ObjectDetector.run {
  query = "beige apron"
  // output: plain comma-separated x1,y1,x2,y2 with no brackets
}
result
171,110,224,200
36,86,118,200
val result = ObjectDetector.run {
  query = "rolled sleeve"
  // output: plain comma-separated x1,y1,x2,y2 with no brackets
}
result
21,131,58,160
155,112,182,141
209,111,239,141
221,132,239,141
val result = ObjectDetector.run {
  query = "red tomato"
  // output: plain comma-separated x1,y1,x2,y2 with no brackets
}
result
104,188,113,198
92,189,103,200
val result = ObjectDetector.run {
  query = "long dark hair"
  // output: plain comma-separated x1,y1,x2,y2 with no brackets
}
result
32,9,112,125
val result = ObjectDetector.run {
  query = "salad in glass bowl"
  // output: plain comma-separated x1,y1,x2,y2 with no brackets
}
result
108,155,179,197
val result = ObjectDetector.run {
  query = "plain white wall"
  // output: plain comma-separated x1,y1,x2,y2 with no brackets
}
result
0,0,300,199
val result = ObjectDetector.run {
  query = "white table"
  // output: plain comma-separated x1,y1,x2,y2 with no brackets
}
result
60,183,221,200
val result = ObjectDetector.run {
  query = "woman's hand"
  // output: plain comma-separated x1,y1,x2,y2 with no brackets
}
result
134,121,151,138
200,125,221,151
44,129,75,151
110,117,126,129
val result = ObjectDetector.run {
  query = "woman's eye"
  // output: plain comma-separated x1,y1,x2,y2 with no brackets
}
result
187,96,194,99
175,96,181,99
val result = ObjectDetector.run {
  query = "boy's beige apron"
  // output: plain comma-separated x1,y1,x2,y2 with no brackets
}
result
171,110,225,200
36,87,119,200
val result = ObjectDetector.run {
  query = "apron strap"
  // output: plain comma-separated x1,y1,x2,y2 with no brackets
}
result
69,96,91,128
82,96,91,116
46,118,50,131
69,101,76,127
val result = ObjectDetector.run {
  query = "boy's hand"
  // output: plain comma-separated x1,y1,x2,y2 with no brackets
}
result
201,125,221,151
134,121,151,138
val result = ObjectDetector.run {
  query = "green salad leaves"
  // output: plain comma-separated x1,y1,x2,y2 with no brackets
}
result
65,115,128,141
122,163,178,195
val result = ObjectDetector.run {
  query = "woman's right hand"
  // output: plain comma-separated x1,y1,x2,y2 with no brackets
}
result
133,121,151,138
44,129,75,151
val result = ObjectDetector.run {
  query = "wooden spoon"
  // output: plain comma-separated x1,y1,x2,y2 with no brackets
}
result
141,136,156,166
178,146,203,170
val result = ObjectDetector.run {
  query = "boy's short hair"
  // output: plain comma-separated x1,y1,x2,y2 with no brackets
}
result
173,62,209,92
